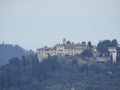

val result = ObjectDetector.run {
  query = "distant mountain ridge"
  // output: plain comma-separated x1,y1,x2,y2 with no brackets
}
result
0,43,35,66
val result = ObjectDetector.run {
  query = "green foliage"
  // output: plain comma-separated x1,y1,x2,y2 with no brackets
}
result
87,41,92,49
97,39,118,56
97,40,111,54
0,39,119,90
111,39,118,47
0,55,120,90
67,41,71,44
96,39,119,61
117,47,120,62
80,49,93,58
0,44,34,66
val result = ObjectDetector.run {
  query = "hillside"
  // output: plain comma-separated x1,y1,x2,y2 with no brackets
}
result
0,43,35,66
0,55,120,90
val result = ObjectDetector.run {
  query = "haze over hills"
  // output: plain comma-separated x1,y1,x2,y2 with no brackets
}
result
0,39,119,66
0,39,120,90
0,0,119,89
0,43,35,66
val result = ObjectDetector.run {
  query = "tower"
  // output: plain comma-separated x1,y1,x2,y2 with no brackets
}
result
63,38,66,44
108,47,117,63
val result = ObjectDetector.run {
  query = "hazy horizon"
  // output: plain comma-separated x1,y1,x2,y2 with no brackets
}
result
0,0,120,51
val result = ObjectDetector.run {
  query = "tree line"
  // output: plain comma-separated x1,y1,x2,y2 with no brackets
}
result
0,54,120,90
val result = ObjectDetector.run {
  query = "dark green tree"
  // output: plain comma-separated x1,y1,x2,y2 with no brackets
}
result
87,41,92,49
80,49,93,58
67,41,71,44
97,40,111,55
111,39,118,47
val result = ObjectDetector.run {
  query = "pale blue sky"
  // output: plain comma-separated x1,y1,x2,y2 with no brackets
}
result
0,0,120,51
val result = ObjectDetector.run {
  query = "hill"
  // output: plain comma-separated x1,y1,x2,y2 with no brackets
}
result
0,55,120,90
0,43,35,66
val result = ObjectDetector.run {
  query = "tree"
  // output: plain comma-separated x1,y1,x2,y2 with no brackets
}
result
9,57,21,68
80,49,93,58
1,51,120,90
111,39,118,47
117,47,120,62
72,58,78,66
97,39,118,56
97,40,111,54
67,41,71,44
87,41,92,50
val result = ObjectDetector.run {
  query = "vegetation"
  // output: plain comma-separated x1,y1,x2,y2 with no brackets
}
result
80,49,93,58
0,39,120,90
0,44,34,66
0,55,120,90
97,39,118,56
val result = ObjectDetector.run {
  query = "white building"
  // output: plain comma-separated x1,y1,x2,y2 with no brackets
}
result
37,40,87,62
108,47,117,63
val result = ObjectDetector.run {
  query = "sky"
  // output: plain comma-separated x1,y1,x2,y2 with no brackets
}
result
0,0,120,51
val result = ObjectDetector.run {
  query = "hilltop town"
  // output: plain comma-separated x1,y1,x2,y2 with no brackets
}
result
37,39,119,63
0,39,120,90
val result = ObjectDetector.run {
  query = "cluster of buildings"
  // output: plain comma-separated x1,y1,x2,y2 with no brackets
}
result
37,39,117,63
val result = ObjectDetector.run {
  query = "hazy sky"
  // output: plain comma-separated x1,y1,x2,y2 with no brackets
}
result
0,0,120,51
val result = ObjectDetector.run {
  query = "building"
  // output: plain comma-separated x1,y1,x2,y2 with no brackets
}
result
108,47,117,63
37,39,87,62
37,39,118,63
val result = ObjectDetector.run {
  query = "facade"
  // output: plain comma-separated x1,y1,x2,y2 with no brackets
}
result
37,40,87,62
108,47,117,63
